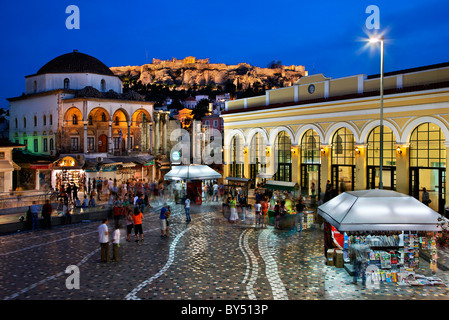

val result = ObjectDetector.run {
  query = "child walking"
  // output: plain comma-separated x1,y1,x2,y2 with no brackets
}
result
112,223,120,262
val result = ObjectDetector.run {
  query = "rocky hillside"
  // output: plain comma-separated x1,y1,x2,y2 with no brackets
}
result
110,57,307,91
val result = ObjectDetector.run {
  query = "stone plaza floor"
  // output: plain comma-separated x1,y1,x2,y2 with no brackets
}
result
1,200,449,302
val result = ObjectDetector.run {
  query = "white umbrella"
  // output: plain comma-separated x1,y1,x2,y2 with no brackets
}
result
318,189,442,231
164,164,222,181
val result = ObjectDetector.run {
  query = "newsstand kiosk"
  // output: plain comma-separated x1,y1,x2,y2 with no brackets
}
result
318,190,446,287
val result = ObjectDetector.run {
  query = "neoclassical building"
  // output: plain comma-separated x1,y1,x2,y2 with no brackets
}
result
222,62,449,214
8,50,155,156
7,51,178,189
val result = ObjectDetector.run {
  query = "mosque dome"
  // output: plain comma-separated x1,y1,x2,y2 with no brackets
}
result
36,50,114,76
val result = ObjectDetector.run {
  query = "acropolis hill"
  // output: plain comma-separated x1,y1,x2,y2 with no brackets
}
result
110,56,307,90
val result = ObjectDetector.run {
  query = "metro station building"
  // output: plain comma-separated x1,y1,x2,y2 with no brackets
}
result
222,62,449,214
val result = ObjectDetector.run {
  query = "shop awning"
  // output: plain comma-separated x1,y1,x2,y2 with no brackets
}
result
120,162,136,168
317,189,443,232
264,180,299,191
225,177,251,183
164,164,222,181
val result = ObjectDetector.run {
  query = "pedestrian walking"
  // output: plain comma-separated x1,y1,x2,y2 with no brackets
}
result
350,243,369,285
261,196,269,228
160,203,168,238
229,196,238,223
239,193,247,222
184,196,191,222
113,201,122,225
422,188,431,206
165,206,171,237
30,201,40,231
41,199,53,229
213,182,219,202
296,197,305,232
125,207,133,242
274,200,281,229
132,207,144,243
98,219,109,263
254,200,262,228
112,223,120,262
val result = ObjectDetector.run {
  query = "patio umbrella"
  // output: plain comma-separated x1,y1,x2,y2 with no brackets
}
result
318,189,443,231
164,164,222,181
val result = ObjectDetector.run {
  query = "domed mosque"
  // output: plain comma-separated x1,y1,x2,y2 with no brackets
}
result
8,50,169,191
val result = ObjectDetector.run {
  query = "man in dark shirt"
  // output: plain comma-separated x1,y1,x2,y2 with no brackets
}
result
42,199,53,229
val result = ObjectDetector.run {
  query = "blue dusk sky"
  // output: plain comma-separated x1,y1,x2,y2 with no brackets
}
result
1,0,448,106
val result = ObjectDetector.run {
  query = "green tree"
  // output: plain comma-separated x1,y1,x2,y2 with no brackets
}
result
192,99,210,120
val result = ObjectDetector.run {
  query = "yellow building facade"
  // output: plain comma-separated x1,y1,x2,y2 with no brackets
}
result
222,62,449,214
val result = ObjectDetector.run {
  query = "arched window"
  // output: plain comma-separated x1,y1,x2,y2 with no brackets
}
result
34,116,37,127
49,138,54,151
15,118,18,129
101,79,106,92
230,135,244,178
64,78,70,89
250,132,267,181
115,116,120,126
33,81,37,93
301,129,321,164
274,131,292,182
43,115,47,126
367,126,396,167
49,114,53,125
367,126,397,190
23,117,27,128
88,115,93,125
101,112,107,122
410,122,446,168
331,128,354,165
72,114,78,125
331,127,355,193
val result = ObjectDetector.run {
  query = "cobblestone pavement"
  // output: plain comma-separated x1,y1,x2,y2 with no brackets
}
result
1,201,449,301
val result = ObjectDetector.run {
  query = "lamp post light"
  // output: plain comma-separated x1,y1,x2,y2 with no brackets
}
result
369,35,385,189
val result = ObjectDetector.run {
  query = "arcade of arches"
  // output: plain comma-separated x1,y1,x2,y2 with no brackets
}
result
224,121,448,214
62,107,169,155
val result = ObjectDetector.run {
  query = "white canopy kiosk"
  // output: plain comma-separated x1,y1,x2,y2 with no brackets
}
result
318,189,442,232
164,164,222,181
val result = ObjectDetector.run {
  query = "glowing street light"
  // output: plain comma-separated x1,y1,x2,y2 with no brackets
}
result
369,35,385,189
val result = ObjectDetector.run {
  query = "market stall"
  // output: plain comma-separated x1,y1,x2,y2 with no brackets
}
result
222,177,251,220
164,164,222,205
263,180,300,230
318,189,445,286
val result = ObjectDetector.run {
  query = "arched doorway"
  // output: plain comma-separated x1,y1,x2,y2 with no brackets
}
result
331,127,355,193
98,134,108,152
230,135,244,178
409,122,446,214
249,132,267,185
300,129,321,196
274,131,292,182
366,126,397,190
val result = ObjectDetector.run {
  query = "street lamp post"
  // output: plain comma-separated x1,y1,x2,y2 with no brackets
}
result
370,36,385,189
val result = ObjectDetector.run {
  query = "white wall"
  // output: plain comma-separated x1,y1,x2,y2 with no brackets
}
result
25,73,122,94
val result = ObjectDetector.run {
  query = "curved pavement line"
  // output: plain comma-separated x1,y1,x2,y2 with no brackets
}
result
125,227,190,300
239,229,251,284
243,229,258,300
258,229,288,300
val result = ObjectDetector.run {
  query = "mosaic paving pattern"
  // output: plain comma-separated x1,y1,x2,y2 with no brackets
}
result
1,201,449,300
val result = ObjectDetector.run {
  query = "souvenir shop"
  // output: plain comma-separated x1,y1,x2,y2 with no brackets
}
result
52,156,86,192
318,189,445,287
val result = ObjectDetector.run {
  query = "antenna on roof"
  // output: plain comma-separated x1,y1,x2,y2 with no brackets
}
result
73,49,79,53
